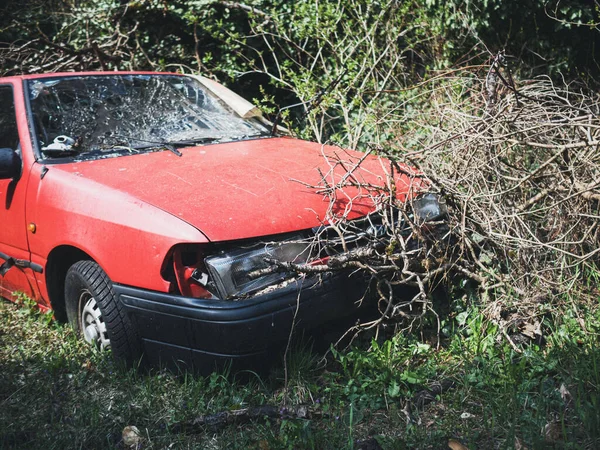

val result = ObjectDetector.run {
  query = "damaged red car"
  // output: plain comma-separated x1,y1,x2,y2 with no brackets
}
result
0,72,445,370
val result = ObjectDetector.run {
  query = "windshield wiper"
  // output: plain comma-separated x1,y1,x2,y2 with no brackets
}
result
116,136,228,157
133,142,183,157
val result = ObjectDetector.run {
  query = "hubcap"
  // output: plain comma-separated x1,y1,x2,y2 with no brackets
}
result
79,290,110,350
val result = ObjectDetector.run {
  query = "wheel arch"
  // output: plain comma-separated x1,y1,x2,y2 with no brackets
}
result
46,245,96,322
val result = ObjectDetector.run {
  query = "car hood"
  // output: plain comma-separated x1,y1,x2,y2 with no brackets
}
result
52,137,420,242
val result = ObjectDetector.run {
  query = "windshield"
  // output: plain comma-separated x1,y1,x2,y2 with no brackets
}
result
27,74,269,160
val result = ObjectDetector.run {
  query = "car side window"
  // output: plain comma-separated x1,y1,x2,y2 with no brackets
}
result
0,86,19,150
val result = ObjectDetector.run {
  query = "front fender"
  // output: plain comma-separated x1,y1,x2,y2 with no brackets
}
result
26,162,208,294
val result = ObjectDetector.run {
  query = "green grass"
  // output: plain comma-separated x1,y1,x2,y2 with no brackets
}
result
1,293,599,449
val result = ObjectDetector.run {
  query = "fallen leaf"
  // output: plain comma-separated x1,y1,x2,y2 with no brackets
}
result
543,421,562,442
559,383,572,403
448,438,468,450
514,436,527,450
520,320,542,339
122,425,141,447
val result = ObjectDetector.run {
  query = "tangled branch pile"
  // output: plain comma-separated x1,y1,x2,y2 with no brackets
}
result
282,148,452,332
412,67,600,302
266,62,600,337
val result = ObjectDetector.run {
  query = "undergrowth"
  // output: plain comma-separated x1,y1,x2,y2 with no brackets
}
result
1,286,599,449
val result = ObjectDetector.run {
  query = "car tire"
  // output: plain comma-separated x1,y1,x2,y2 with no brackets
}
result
65,260,141,365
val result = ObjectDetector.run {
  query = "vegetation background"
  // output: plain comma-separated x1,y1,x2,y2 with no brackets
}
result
1,1,600,449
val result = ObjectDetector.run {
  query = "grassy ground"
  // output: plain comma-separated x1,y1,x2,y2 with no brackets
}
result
1,292,599,450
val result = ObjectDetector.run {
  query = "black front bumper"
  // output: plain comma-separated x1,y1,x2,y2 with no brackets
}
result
113,273,372,371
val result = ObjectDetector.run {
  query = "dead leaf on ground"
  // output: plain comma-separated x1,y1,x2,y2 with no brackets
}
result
543,421,563,442
559,383,572,403
514,436,527,450
448,438,468,450
122,425,142,448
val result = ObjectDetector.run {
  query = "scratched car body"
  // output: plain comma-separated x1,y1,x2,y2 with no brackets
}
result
0,72,443,370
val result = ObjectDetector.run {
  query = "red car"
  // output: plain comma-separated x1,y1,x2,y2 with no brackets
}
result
0,72,444,370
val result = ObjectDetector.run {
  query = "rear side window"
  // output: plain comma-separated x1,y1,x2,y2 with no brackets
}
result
0,85,19,149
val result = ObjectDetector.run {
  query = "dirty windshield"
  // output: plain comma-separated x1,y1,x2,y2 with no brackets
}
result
27,74,269,160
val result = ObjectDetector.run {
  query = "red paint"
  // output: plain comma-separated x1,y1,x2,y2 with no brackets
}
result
0,79,41,302
0,72,422,308
51,137,419,242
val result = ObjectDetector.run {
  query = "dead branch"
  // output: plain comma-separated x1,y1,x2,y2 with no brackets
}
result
261,58,600,339
171,404,316,432
397,60,600,329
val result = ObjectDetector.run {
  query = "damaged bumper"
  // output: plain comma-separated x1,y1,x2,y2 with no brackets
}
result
113,272,371,371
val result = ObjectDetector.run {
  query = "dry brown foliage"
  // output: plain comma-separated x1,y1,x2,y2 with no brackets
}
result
267,59,600,340
409,65,600,300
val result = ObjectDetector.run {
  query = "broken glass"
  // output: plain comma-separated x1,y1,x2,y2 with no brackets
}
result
27,74,269,160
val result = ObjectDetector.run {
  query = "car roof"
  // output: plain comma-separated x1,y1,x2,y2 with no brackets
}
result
0,71,186,83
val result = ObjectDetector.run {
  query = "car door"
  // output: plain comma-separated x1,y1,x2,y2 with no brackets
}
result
0,83,35,299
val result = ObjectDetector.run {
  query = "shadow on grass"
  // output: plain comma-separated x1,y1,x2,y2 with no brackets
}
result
2,297,600,449
0,299,345,449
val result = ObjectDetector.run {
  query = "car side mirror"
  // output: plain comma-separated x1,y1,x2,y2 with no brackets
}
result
0,148,21,180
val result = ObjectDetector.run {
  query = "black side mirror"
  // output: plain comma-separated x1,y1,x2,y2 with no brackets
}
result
0,148,21,180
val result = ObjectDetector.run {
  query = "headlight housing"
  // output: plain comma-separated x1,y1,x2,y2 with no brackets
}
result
412,193,448,223
166,194,447,300
205,240,312,299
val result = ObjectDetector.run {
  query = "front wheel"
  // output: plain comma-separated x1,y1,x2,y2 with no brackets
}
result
65,260,141,365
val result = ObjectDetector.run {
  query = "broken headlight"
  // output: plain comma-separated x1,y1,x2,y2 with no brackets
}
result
205,240,312,299
412,193,448,223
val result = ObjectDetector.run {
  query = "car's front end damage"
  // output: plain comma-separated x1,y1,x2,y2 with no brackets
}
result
115,193,449,372
114,268,368,371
